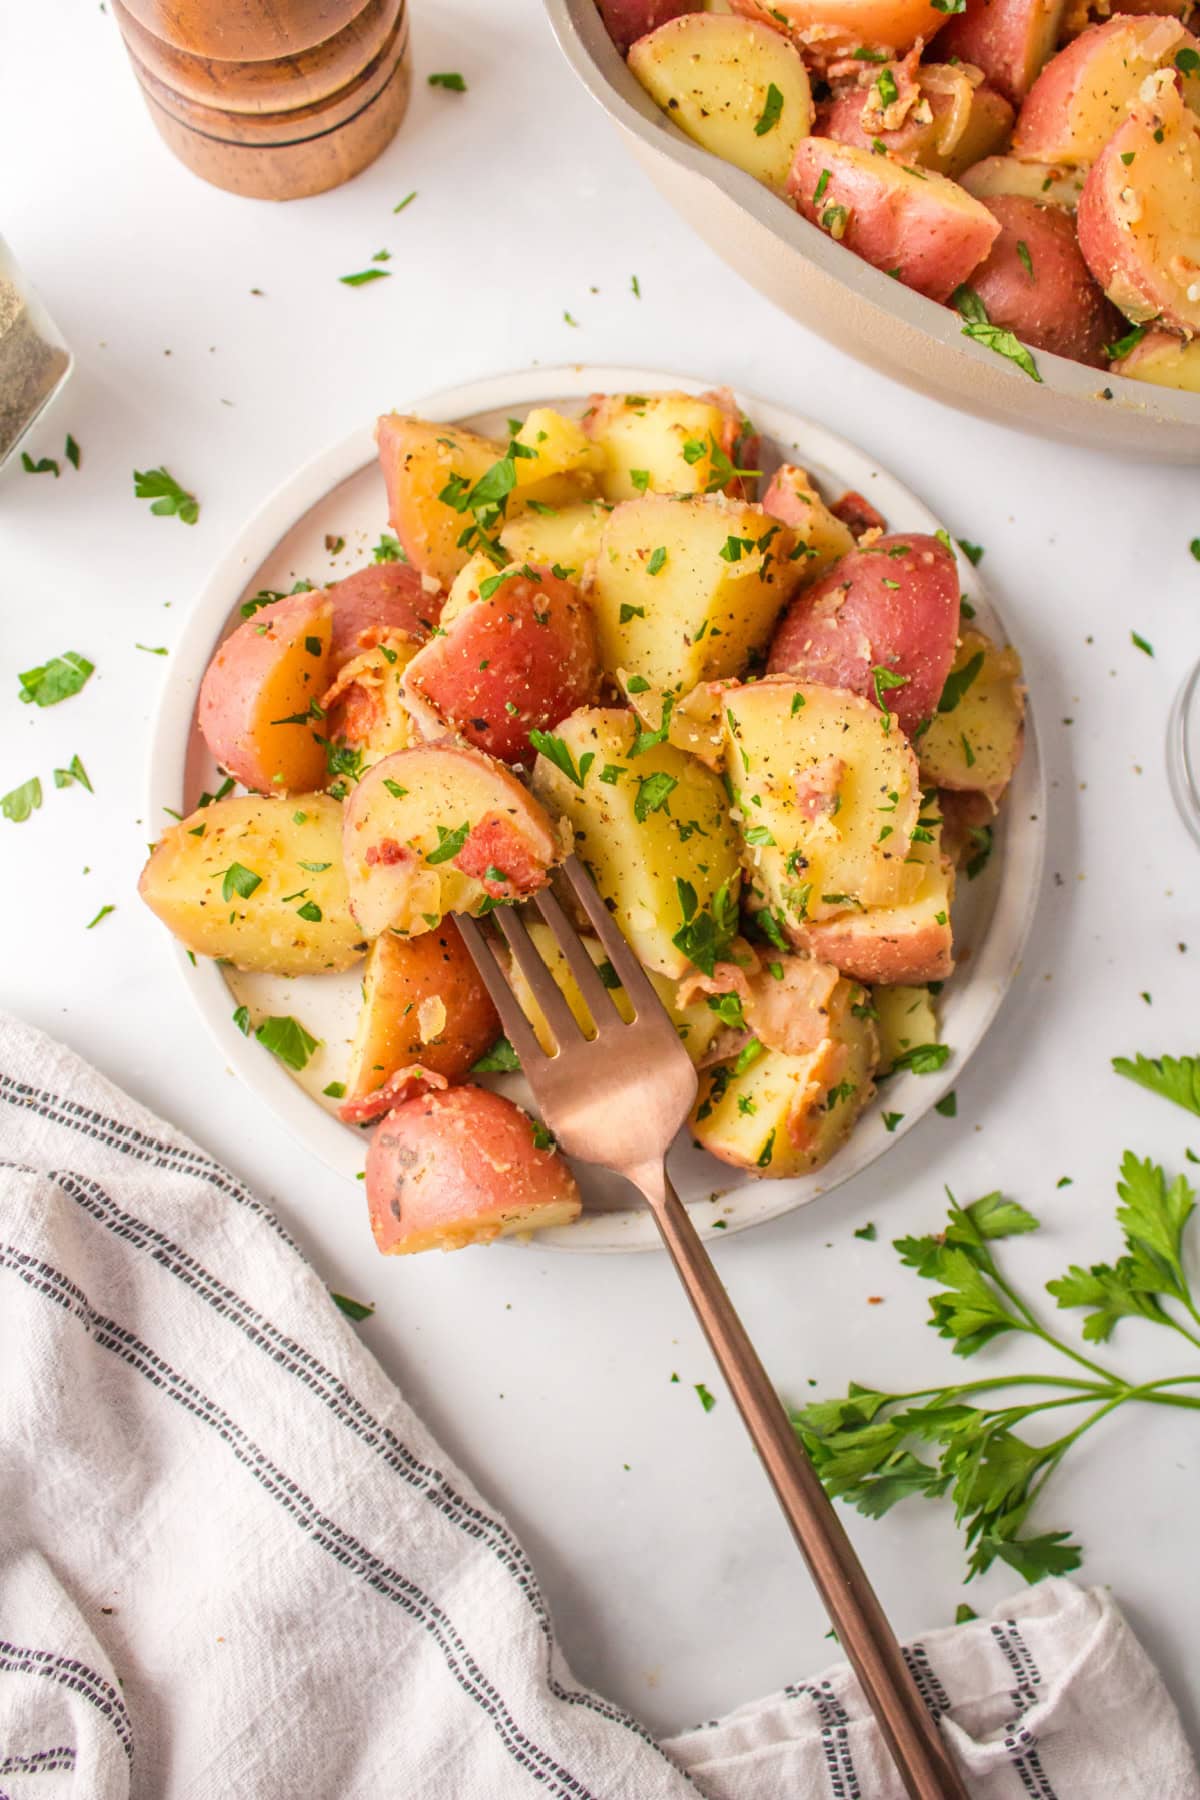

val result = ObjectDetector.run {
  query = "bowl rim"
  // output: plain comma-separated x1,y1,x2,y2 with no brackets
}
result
145,362,1046,1254
542,0,1200,440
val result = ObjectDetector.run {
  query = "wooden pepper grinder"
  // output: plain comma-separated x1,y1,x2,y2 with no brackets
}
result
112,0,412,201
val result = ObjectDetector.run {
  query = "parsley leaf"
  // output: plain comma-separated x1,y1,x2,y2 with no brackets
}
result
1113,1053,1200,1118
754,82,784,136
255,1015,319,1070
133,466,199,524
951,286,1043,383
2,777,42,823
331,1292,375,1321
471,1037,521,1073
18,651,94,708
937,652,984,713
529,729,593,788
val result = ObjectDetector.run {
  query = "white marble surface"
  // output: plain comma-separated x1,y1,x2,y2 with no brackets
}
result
3,0,1199,1757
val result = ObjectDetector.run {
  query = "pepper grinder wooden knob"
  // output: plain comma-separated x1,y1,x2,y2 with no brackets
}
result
112,0,412,201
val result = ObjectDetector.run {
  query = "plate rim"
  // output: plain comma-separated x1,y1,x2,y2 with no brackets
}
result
146,363,1046,1254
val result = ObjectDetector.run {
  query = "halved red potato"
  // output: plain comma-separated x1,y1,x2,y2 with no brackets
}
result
366,1086,582,1255
690,977,879,1177
1076,76,1200,333
767,532,959,736
582,388,758,502
343,744,568,939
339,924,500,1124
400,565,600,764
326,561,442,668
761,465,857,579
198,590,332,794
790,826,955,983
595,0,699,54
1012,14,1200,163
818,58,1013,179
375,414,591,589
322,630,422,772
969,194,1120,364
960,153,1088,208
918,628,1026,803
936,0,1066,103
1113,327,1200,388
787,140,1001,300
722,680,923,925
730,0,953,65
628,13,814,192
139,793,365,975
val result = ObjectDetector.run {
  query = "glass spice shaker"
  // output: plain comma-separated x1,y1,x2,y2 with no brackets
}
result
0,236,72,472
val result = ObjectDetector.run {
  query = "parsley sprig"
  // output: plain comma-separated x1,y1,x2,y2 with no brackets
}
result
793,1063,1200,1584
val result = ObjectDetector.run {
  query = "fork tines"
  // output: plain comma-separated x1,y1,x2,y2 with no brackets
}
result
456,856,666,1058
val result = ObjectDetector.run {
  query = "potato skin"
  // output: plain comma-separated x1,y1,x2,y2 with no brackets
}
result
595,0,698,54
761,465,856,579
366,1087,582,1254
1113,329,1200,390
1012,14,1200,165
138,792,365,975
936,0,1066,103
1076,79,1200,335
340,925,500,1123
767,532,959,736
198,591,332,795
969,195,1120,366
730,0,954,66
788,140,1000,301
402,566,601,764
326,561,441,668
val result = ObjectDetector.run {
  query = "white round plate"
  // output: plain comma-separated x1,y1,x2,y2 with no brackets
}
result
148,365,1046,1253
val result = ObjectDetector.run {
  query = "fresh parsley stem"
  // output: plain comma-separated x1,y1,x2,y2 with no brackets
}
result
983,1261,1123,1385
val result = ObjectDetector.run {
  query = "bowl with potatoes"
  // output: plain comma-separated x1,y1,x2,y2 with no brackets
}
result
546,0,1200,458
142,367,1043,1255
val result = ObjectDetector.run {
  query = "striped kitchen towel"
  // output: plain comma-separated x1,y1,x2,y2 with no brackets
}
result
1,1011,1197,1799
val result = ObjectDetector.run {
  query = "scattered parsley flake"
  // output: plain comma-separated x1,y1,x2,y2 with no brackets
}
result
133,466,199,524
18,652,94,708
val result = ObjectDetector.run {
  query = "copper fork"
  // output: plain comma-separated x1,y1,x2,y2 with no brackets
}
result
457,855,968,1800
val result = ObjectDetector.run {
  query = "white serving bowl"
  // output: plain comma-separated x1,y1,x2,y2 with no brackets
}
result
544,0,1200,461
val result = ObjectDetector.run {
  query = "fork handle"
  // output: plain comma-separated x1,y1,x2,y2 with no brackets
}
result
630,1159,969,1800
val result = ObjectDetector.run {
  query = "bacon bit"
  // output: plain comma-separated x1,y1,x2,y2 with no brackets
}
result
832,491,887,538
867,1295,885,1305
793,755,846,822
745,957,839,1056
365,838,412,868
676,957,758,1012
338,1065,447,1125
786,1040,850,1150
454,812,546,897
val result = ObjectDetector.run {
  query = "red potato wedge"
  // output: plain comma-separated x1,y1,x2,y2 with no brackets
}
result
342,744,567,939
919,628,1026,803
139,792,365,975
818,59,1013,178
969,194,1121,363
595,0,699,55
401,565,601,764
1112,326,1200,387
787,140,1001,300
730,0,953,65
761,465,857,578
1077,76,1200,332
375,415,589,590
581,388,758,502
936,0,1067,103
690,979,879,1177
326,561,442,668
790,831,955,983
960,153,1088,207
339,924,500,1124
198,591,332,794
767,531,960,736
1012,15,1200,163
366,1086,582,1255
627,13,815,192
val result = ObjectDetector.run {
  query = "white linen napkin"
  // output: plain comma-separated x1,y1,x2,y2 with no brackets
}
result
1,1011,1196,1800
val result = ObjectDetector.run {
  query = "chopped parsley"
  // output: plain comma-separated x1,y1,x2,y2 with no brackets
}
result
18,651,94,708
133,466,199,524
255,1015,319,1070
754,82,784,136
